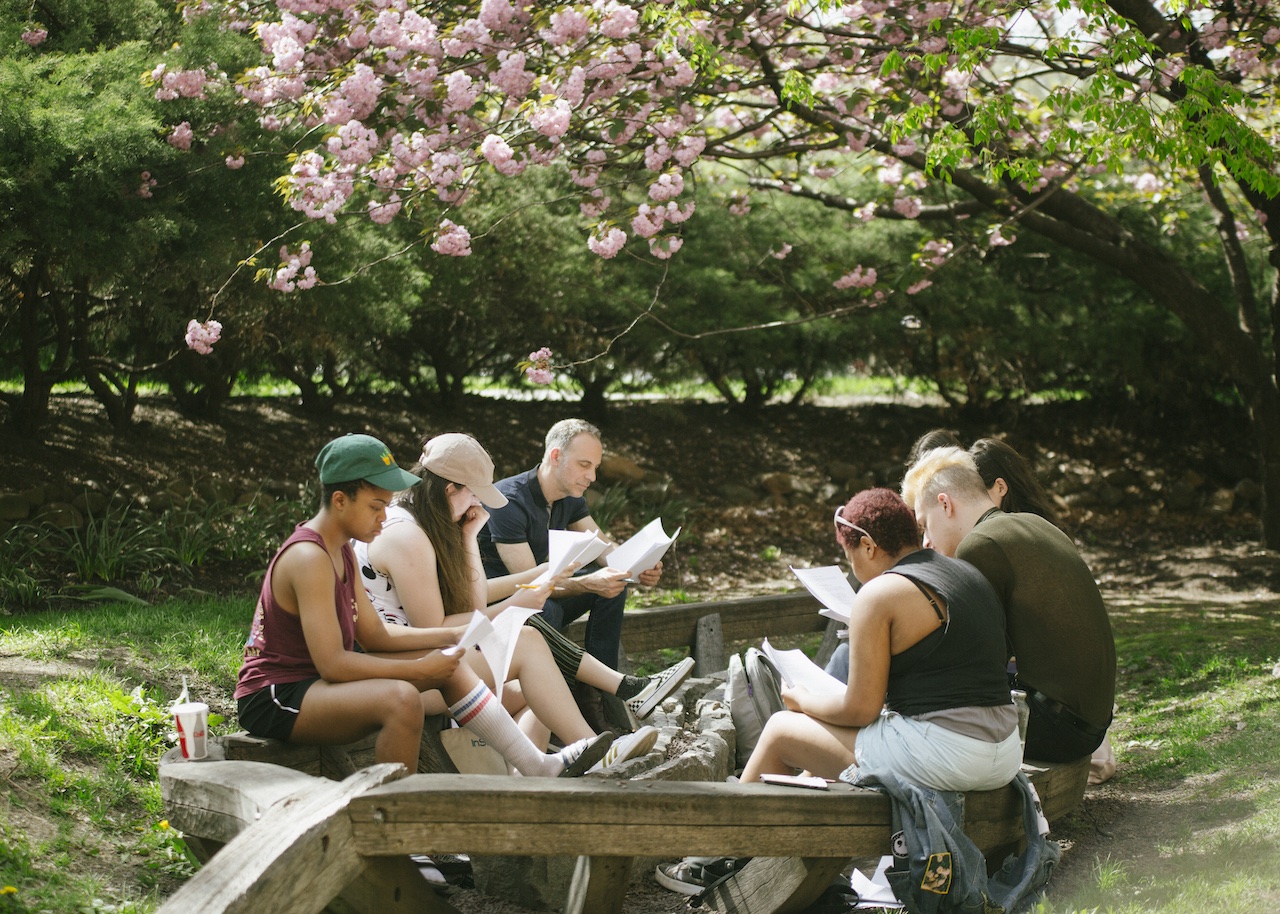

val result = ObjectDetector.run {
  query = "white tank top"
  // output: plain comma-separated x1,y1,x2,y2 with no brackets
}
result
351,504,415,627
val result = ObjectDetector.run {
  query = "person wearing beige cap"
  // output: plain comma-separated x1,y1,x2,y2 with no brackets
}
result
358,432,690,762
234,433,614,778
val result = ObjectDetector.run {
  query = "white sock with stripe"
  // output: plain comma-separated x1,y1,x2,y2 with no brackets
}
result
449,682,560,777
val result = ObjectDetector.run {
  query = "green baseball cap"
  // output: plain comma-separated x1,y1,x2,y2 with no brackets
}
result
314,434,420,491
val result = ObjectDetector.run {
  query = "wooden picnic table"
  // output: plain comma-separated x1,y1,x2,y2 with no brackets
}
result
158,754,1090,914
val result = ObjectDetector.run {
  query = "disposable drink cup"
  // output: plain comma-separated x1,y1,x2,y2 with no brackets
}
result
173,701,209,760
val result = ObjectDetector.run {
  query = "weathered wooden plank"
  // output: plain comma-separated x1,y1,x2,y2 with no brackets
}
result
156,763,406,914
564,592,823,653
350,776,891,858
703,857,850,914
564,855,633,914
161,758,322,847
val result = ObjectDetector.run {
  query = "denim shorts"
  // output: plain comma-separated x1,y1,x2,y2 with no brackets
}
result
852,710,1023,792
237,679,318,741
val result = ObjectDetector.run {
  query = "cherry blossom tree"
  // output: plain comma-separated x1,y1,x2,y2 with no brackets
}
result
201,0,1280,543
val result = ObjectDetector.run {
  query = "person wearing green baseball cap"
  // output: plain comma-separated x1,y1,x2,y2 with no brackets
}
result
233,432,613,776
313,433,422,491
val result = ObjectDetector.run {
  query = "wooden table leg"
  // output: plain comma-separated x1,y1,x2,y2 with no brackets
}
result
563,855,633,914
701,856,849,914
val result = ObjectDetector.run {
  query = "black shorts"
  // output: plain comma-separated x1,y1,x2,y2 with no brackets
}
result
237,679,318,741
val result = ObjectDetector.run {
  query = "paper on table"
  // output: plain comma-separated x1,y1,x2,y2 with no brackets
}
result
761,637,846,698
531,529,610,585
606,517,681,578
851,856,902,909
789,564,856,625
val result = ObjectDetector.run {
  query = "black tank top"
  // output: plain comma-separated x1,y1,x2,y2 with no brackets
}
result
883,550,1011,716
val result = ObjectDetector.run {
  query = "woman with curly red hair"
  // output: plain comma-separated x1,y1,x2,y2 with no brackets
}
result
741,487,1022,792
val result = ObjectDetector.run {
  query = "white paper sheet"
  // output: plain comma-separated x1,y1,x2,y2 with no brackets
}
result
442,606,541,706
760,638,846,697
532,529,610,585
789,564,857,625
851,856,902,909
606,517,681,577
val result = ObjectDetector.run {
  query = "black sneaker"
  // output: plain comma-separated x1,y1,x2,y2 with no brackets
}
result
626,657,695,720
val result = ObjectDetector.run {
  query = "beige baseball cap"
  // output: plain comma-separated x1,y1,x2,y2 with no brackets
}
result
420,433,508,508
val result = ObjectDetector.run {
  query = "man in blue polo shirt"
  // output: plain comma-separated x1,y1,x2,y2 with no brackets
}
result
480,419,664,676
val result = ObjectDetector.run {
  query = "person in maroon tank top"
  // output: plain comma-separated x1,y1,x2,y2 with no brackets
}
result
234,433,613,777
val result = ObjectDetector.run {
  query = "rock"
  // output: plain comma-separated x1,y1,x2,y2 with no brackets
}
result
71,490,110,516
472,675,733,911
18,485,48,508
33,502,83,529
1207,488,1235,515
827,461,861,484
1235,478,1262,507
1163,477,1202,512
1102,467,1142,489
598,454,647,486
760,472,812,503
1096,484,1126,508
719,483,758,506
0,494,31,522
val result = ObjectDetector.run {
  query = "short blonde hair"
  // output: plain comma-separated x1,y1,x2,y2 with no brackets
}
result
901,446,988,511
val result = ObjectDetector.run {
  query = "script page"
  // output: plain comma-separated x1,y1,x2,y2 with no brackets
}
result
761,638,846,697
789,564,857,624
532,529,610,584
606,517,680,576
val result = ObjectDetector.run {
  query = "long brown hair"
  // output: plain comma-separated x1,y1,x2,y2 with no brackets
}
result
395,466,474,617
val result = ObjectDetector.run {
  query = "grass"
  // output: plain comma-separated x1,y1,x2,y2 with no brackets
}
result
1,594,1280,912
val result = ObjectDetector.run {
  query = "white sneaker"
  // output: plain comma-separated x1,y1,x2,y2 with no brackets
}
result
626,657,695,720
590,725,659,772
556,732,615,777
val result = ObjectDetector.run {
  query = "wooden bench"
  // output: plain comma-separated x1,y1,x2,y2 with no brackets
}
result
158,754,1090,914
564,591,832,674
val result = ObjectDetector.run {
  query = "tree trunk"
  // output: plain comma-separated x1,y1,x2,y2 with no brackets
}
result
1246,384,1280,548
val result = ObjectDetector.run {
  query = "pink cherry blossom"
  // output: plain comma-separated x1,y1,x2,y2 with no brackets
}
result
834,266,877,289
588,225,627,258
528,99,572,138
138,171,158,199
988,227,1016,247
906,280,932,295
168,122,194,150
269,242,319,291
523,347,554,384
431,220,472,256
225,155,246,170
648,235,683,259
368,193,402,224
648,171,684,202
770,243,793,260
922,239,953,265
21,29,47,46
893,196,922,218
185,319,223,355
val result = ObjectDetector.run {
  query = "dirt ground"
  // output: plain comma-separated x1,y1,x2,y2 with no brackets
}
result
2,390,1277,913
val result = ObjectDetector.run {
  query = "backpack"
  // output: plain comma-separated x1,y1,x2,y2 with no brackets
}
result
726,647,785,768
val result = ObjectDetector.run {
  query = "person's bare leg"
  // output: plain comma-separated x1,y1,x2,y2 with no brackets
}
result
572,652,625,693
740,710,859,783
290,678,426,770
505,626,595,743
